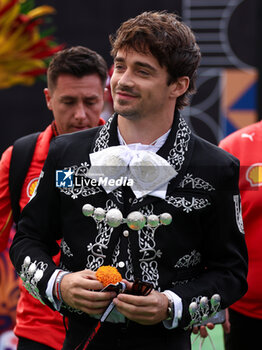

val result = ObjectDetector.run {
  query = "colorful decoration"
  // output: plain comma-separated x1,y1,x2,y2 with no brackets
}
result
96,266,122,287
0,0,63,88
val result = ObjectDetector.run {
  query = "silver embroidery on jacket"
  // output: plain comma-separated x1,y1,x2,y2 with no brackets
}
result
125,239,135,281
172,279,190,287
167,116,191,172
111,188,124,204
233,195,245,234
178,174,215,191
20,256,47,304
86,200,116,270
138,205,161,288
61,239,73,258
175,250,201,268
166,195,210,213
140,260,159,289
111,239,120,266
111,239,134,281
129,197,144,206
93,117,113,152
58,262,71,271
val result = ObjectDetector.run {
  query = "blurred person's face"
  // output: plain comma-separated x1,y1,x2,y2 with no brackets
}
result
44,74,105,134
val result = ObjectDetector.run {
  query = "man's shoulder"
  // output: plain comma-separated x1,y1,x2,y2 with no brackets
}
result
0,145,13,175
193,133,239,167
192,134,240,189
52,126,102,148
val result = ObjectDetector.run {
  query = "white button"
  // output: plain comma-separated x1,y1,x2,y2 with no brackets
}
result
123,230,129,237
118,261,125,268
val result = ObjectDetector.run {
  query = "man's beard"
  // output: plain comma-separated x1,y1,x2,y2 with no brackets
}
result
112,85,142,120
113,101,141,120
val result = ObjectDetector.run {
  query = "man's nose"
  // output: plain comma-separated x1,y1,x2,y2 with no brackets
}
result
117,69,134,88
74,102,86,120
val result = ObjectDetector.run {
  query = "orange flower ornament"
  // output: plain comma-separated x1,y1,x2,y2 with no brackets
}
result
96,265,122,287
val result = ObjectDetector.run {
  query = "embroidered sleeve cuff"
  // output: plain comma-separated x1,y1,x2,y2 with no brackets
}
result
162,290,183,329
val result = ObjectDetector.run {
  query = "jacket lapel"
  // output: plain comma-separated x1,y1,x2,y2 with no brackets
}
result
159,111,195,196
90,115,126,209
91,114,120,152
131,110,195,210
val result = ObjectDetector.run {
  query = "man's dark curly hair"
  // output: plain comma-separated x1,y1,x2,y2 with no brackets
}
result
110,11,201,110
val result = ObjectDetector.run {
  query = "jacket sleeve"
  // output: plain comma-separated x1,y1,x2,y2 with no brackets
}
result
172,157,248,329
0,146,14,251
9,139,61,308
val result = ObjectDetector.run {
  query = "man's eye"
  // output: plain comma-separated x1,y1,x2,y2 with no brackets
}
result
138,70,149,76
115,64,125,71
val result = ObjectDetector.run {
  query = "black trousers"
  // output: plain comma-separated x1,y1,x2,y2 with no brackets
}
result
17,337,56,350
62,317,191,350
224,309,262,350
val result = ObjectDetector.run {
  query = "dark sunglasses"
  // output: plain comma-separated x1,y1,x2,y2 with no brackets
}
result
131,278,154,296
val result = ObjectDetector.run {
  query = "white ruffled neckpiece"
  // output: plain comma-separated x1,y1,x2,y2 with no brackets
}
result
88,128,177,199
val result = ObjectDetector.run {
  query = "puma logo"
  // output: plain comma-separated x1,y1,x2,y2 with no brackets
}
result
241,133,255,141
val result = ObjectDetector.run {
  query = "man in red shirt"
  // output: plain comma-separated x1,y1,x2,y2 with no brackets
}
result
0,46,107,350
219,121,262,350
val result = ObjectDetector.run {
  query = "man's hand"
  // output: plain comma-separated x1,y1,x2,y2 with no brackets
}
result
59,269,116,314
192,323,215,338
222,309,231,334
192,309,231,338
113,280,168,325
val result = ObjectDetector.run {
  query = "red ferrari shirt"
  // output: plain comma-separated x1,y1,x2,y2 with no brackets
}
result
219,121,262,319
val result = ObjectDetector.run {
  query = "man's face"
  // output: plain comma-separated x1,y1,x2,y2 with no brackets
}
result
44,74,105,134
110,48,173,121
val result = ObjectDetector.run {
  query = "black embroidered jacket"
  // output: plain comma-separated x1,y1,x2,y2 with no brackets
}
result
10,111,248,329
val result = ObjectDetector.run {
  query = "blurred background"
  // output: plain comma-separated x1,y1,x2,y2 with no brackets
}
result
0,0,260,156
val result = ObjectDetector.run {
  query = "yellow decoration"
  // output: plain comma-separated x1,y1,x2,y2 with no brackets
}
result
27,5,55,19
0,0,63,89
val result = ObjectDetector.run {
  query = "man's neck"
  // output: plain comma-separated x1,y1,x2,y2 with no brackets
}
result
117,113,174,145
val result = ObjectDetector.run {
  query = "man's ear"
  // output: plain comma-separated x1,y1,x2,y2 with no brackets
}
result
169,76,190,99
44,88,53,110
